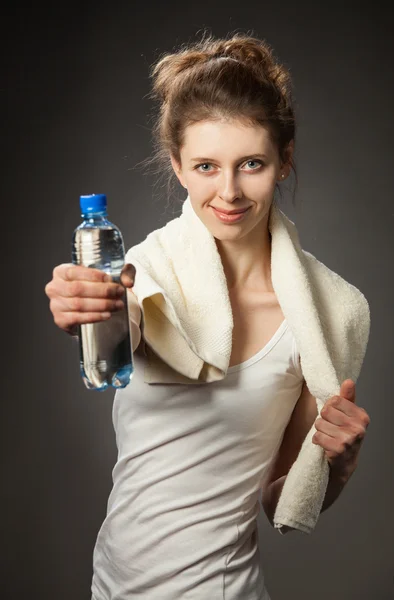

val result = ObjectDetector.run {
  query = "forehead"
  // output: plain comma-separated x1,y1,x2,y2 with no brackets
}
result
180,119,275,157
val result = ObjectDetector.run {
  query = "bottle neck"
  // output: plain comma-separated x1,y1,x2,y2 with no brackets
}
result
81,210,108,222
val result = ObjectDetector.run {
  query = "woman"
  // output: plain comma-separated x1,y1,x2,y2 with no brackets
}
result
45,32,370,600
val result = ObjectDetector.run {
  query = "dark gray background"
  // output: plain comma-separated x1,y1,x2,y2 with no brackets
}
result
2,2,393,599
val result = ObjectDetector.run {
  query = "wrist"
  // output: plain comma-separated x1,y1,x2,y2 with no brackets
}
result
328,460,357,484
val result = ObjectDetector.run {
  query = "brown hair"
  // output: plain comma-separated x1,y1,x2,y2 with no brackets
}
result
138,29,298,207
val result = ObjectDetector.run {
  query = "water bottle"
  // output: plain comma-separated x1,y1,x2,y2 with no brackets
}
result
71,194,134,390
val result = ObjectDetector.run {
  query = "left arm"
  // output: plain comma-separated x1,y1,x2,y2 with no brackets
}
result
261,380,319,527
263,453,353,527
262,378,370,529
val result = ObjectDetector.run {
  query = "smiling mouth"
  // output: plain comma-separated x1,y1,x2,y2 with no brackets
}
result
211,207,251,214
211,205,251,223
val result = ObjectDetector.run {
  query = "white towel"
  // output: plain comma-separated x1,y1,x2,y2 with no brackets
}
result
125,195,370,535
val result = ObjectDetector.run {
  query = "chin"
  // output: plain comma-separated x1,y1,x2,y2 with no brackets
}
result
212,230,248,242
208,222,251,242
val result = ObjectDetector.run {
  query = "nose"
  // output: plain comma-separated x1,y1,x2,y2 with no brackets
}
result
217,170,242,202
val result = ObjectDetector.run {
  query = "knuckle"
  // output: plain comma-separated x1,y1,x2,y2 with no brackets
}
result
355,425,366,439
360,409,371,427
321,405,330,418
340,442,348,454
69,280,83,296
340,435,352,450
107,299,117,310
90,269,101,281
66,265,74,280
70,297,82,311
55,263,68,279
347,421,358,436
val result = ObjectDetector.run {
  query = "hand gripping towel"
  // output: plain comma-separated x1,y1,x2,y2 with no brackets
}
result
125,195,370,535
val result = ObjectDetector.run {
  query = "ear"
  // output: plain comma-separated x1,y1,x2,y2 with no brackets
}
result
170,154,185,188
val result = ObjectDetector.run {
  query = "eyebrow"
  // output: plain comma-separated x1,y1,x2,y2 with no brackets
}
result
190,153,268,163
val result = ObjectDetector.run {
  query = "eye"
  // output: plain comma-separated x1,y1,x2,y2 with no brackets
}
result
195,163,213,172
243,160,263,170
194,159,263,173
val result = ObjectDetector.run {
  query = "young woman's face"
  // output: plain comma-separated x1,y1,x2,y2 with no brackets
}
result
171,119,290,242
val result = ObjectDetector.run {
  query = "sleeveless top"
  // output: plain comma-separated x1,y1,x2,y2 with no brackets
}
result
91,319,304,600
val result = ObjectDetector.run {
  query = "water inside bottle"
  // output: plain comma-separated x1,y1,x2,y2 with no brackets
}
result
72,226,134,390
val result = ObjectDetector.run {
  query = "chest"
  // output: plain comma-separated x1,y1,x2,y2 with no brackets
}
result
228,290,285,367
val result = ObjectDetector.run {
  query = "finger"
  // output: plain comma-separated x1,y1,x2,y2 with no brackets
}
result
320,402,352,426
60,278,125,299
340,379,356,404
312,432,348,458
54,263,111,283
55,311,113,330
120,263,136,287
322,389,363,420
314,416,340,438
51,295,125,316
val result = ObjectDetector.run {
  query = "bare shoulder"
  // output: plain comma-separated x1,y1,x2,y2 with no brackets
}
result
261,380,318,492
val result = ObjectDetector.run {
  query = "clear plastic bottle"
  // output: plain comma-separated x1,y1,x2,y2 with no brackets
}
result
72,194,133,390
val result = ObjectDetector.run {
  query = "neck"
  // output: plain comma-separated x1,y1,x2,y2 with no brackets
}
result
215,210,273,293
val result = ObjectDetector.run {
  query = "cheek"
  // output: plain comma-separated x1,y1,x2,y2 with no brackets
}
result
188,175,215,195
253,169,277,191
187,184,214,209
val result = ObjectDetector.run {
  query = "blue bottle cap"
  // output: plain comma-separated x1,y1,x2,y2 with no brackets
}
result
80,194,107,214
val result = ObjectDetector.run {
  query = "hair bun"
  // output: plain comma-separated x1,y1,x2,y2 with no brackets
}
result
150,33,291,104
210,37,292,99
150,51,210,103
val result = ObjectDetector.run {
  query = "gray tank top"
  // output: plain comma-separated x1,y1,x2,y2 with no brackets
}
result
91,319,304,599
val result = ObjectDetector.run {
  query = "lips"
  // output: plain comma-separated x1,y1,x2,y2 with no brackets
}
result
211,205,251,223
211,207,250,215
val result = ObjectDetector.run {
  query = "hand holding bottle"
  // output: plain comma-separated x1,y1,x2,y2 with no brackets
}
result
45,262,136,336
